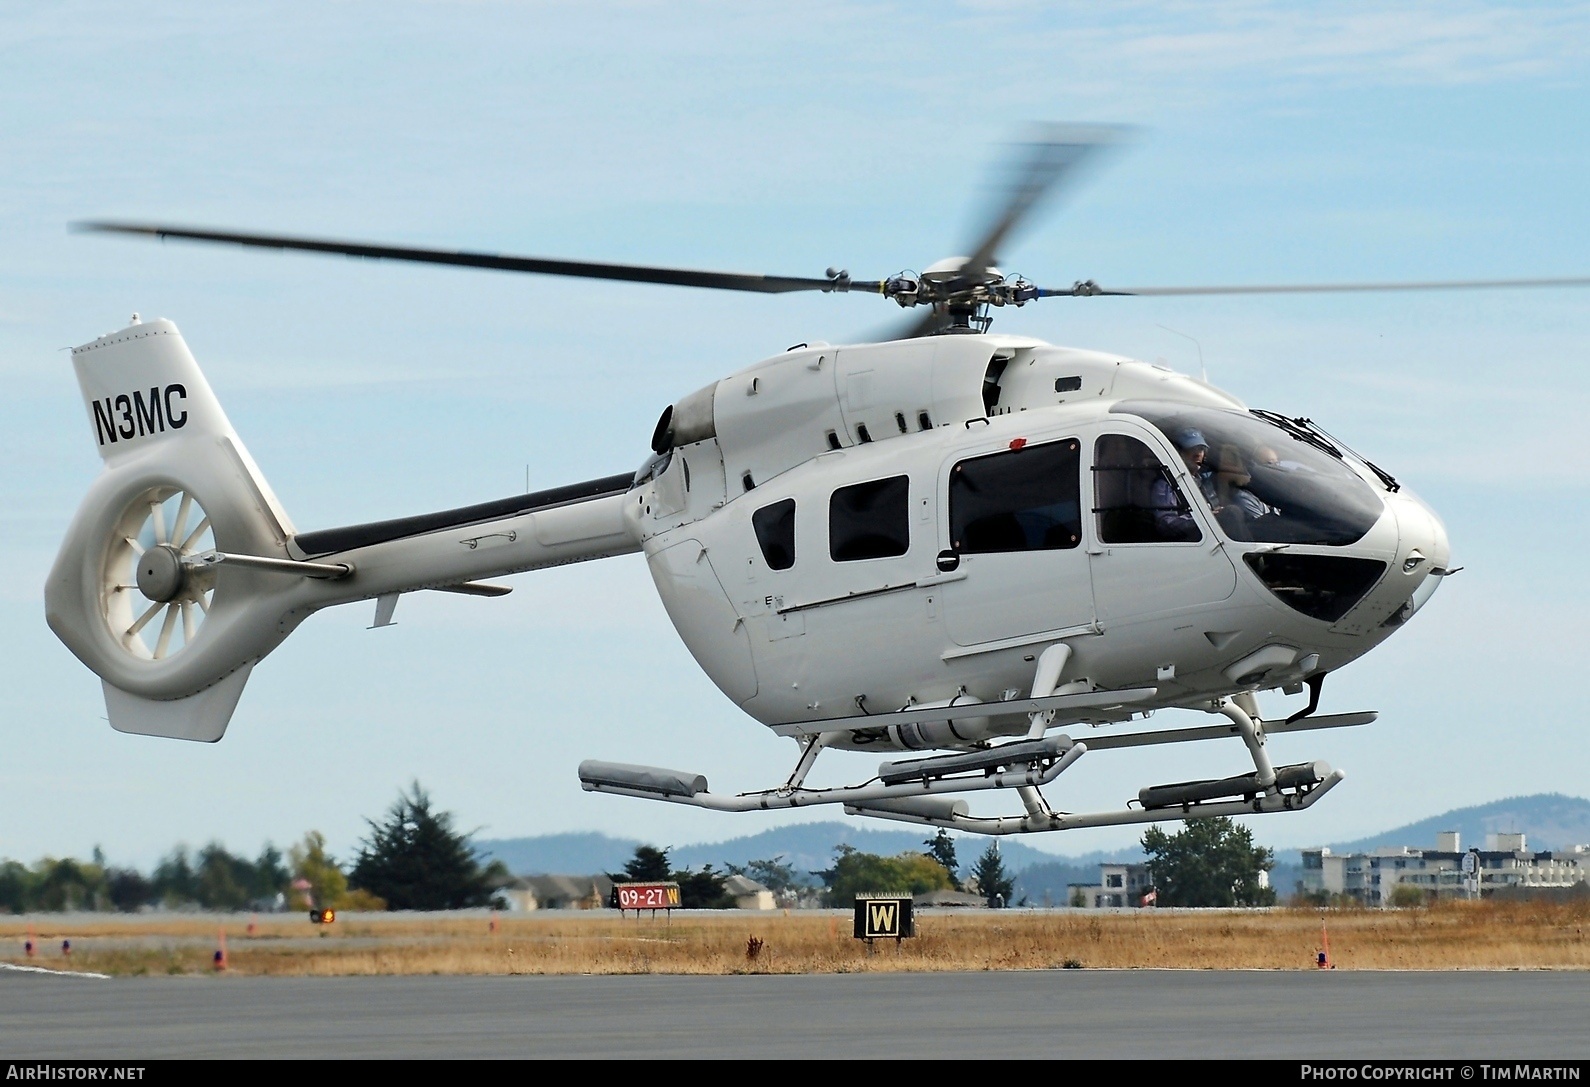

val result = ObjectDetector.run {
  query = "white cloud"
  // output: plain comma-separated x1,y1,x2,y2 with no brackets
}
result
971,2,1590,92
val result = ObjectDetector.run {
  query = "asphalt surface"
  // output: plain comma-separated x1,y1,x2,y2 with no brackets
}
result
3,969,1589,1059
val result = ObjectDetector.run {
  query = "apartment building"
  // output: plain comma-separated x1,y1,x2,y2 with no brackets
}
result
1301,832,1590,907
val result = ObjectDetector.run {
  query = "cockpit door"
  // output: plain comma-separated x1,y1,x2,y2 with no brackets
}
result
1088,426,1236,624
938,434,1095,647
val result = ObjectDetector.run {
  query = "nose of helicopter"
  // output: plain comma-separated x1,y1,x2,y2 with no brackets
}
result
1391,490,1452,622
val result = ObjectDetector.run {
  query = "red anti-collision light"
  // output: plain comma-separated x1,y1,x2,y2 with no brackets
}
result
1009,438,1027,451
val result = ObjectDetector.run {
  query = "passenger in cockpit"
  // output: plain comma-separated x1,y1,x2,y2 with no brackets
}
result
1213,442,1271,540
1254,444,1306,474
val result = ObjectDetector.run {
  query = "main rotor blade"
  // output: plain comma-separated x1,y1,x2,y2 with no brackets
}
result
962,123,1129,279
1047,275,1590,298
75,221,849,295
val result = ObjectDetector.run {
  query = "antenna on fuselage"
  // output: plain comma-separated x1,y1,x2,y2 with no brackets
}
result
1157,324,1207,383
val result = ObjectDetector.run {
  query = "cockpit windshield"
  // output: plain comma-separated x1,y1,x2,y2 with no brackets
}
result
1113,401,1384,546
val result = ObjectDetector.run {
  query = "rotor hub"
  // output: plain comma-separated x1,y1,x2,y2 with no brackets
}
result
135,545,186,603
920,257,1003,287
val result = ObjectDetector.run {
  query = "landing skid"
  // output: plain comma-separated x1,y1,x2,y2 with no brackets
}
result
578,701,1371,836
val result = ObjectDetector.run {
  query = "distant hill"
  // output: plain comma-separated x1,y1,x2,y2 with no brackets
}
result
1267,793,1590,898
479,822,1065,880
475,832,643,877
1016,795,1590,904
1268,793,1590,872
667,823,1061,875
478,795,1590,898
1011,851,1145,906
1313,793,1590,856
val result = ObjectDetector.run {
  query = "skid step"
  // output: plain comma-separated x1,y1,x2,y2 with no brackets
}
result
877,735,1074,786
1138,760,1331,810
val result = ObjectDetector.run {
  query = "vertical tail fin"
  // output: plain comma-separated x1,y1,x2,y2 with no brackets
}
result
47,317,298,741
71,316,295,537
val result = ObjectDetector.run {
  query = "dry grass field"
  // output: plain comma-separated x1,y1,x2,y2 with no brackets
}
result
5,899,1590,977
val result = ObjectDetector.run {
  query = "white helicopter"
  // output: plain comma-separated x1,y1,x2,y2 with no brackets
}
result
46,130,1590,838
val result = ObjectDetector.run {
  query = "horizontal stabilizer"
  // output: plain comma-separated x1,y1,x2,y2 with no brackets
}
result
102,664,252,743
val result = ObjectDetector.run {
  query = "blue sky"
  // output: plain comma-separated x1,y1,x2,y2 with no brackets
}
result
3,2,1588,867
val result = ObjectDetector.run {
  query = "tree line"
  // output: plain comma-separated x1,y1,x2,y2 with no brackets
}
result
3,779,1276,913
0,783,505,914
611,831,1019,909
817,833,1015,906
789,820,1273,908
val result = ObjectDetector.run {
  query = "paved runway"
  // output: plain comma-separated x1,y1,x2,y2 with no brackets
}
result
4,969,1589,1059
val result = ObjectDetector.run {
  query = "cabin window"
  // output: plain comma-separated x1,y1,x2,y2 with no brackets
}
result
830,475,910,561
949,439,1082,553
1243,553,1386,622
752,499,796,571
1094,434,1202,544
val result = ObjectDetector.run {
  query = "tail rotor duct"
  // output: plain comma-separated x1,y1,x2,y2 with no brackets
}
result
104,487,216,661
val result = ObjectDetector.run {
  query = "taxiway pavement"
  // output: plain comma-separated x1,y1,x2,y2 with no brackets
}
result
4,969,1589,1059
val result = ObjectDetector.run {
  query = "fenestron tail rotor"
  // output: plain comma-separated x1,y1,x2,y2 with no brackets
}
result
104,487,216,661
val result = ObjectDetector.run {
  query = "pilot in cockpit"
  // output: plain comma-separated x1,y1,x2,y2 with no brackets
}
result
1151,427,1220,540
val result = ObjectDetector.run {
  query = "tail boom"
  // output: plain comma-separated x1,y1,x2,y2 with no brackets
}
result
47,317,641,742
